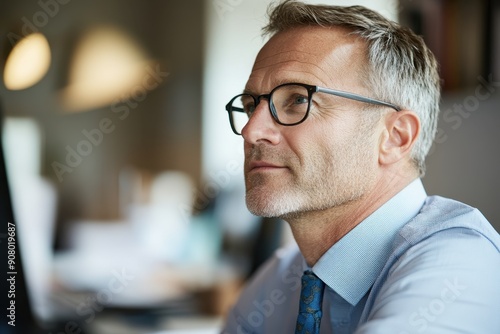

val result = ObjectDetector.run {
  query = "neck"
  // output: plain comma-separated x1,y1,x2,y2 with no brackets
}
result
286,171,418,267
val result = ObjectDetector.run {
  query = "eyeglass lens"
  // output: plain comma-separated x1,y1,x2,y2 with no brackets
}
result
229,84,310,134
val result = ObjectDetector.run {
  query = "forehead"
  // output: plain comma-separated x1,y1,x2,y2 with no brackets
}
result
247,26,367,93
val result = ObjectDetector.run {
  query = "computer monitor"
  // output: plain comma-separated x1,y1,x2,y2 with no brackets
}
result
0,103,89,334
0,104,42,333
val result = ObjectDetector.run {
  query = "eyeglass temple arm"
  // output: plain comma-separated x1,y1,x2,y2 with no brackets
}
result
316,87,401,111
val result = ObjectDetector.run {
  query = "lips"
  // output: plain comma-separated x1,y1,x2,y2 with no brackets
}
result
247,161,286,172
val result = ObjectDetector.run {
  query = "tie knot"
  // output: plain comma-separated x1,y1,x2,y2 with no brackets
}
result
299,270,325,312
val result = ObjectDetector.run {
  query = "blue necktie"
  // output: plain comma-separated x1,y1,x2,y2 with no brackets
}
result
295,270,325,334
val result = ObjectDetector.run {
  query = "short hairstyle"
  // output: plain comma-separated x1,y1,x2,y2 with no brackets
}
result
263,0,441,176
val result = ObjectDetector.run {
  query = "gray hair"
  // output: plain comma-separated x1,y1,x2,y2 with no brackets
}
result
263,0,441,176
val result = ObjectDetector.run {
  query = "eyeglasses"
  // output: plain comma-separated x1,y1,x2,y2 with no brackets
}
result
225,82,401,135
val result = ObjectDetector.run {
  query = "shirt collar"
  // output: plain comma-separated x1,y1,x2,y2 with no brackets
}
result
310,178,427,305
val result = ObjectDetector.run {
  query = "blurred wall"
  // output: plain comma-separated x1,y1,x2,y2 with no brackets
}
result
0,0,204,234
399,0,500,232
424,92,500,231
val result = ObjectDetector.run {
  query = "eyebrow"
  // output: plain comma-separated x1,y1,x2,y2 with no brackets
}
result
242,88,255,95
243,78,310,95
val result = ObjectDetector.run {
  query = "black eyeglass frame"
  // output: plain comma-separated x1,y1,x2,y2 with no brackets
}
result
225,82,401,135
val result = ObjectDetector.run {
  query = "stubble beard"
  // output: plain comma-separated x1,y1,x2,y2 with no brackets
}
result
244,135,375,220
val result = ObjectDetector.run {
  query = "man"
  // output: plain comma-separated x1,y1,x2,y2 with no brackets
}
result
222,1,500,333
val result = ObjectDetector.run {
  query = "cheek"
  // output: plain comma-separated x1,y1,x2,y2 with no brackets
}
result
314,123,378,166
284,115,373,166
313,122,356,153
290,133,336,173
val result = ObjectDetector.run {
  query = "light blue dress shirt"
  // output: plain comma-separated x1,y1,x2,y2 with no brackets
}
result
222,179,500,333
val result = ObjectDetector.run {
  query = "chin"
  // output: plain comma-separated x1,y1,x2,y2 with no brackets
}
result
245,200,278,218
245,190,302,219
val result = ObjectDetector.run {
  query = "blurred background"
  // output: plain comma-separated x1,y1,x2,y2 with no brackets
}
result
0,0,498,333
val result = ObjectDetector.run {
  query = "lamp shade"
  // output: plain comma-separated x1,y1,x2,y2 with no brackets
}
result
3,33,51,90
59,26,154,112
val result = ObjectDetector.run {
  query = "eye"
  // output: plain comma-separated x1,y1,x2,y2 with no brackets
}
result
292,95,308,105
282,93,308,112
244,103,255,116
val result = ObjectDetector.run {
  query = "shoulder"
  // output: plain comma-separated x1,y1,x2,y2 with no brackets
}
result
388,195,500,299
395,195,500,253
387,195,500,284
358,196,500,333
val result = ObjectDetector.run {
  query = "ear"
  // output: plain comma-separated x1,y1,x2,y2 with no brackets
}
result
379,110,420,167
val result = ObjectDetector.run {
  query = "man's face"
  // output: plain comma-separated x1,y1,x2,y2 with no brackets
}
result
242,26,382,219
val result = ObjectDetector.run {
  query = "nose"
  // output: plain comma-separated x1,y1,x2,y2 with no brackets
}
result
240,99,281,145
